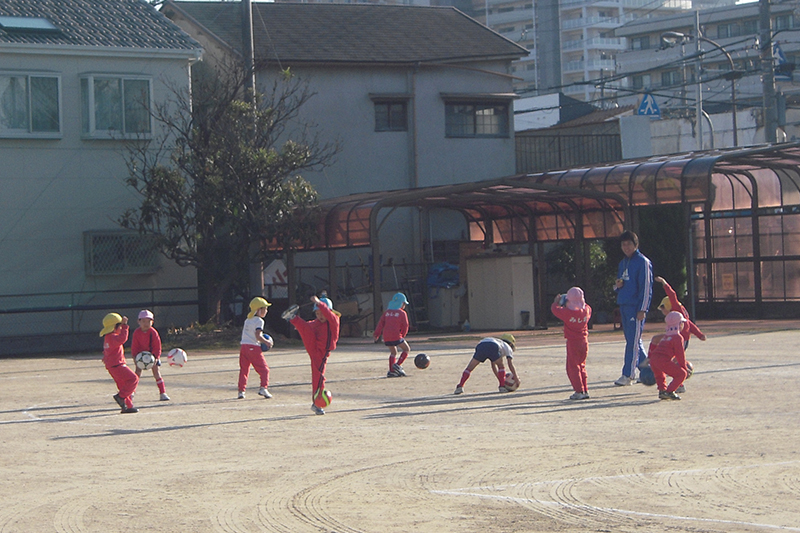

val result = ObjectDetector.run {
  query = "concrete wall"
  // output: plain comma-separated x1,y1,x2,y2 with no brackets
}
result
0,50,199,339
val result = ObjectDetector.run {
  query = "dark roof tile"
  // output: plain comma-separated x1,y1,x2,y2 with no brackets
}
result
166,1,527,64
0,0,200,51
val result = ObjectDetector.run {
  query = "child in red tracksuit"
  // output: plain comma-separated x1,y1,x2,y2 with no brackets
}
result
100,312,139,413
551,287,592,400
131,309,169,401
647,311,689,400
374,292,411,378
289,295,340,415
654,276,705,394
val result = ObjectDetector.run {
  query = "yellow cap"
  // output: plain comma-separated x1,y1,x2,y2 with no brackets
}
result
248,297,272,319
658,296,672,311
100,313,122,337
499,333,516,350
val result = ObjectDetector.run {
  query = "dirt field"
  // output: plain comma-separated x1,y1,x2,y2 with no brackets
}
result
1,320,799,533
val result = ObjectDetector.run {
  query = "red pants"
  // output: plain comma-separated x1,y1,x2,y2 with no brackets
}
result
239,344,270,391
310,351,328,397
649,354,687,393
107,364,138,409
565,337,589,393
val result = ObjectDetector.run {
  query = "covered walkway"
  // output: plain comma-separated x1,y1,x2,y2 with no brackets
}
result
284,142,800,323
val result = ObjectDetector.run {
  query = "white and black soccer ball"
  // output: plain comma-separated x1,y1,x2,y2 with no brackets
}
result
135,351,156,371
167,348,188,367
504,372,519,391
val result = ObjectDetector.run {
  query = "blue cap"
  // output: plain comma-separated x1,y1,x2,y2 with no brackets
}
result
314,297,333,311
388,292,409,310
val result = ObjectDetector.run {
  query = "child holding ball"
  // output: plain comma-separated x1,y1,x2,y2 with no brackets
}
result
131,309,169,401
238,297,274,400
551,287,592,400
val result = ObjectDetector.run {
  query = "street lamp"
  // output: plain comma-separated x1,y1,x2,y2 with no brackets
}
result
661,31,743,147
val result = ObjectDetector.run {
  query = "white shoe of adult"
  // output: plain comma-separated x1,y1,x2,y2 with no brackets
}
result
258,387,273,399
614,375,634,386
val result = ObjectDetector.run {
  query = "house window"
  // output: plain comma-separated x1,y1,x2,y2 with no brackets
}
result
775,15,793,31
84,231,159,276
445,102,509,138
631,74,651,90
0,73,60,136
374,101,407,132
81,75,152,137
631,36,650,51
661,70,683,87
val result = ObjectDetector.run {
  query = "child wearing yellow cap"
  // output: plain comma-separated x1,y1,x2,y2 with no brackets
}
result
237,297,274,400
100,313,139,413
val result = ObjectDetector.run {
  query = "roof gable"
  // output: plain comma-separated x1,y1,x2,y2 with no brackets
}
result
0,0,200,52
164,1,527,65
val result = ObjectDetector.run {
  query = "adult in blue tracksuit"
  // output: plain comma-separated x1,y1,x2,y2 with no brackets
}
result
613,230,653,385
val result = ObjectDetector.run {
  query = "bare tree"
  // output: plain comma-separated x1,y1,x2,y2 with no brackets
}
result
121,61,337,323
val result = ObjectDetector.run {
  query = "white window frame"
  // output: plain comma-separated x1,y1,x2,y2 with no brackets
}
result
0,71,61,138
443,100,510,139
80,74,153,139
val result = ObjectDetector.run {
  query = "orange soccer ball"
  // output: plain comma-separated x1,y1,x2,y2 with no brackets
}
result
313,388,332,408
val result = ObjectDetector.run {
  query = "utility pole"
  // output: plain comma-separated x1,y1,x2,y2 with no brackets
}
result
760,0,778,143
243,0,264,297
695,11,703,150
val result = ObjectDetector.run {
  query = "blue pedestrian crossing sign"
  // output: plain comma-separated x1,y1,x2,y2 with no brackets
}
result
637,93,661,118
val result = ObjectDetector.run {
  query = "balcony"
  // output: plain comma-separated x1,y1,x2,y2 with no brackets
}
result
563,37,625,51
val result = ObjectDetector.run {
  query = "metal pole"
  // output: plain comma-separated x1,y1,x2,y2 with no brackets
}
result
695,11,703,150
760,0,778,143
697,36,739,147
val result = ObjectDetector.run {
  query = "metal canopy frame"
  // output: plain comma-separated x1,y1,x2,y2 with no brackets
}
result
285,142,800,323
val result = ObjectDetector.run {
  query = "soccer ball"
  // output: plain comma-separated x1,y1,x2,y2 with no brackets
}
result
414,353,430,369
135,351,156,371
261,334,272,352
313,388,332,408
167,348,188,367
504,372,519,391
686,361,694,379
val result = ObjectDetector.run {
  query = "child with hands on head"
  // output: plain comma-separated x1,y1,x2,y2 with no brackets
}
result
551,287,593,400
100,312,139,413
374,292,411,378
131,309,169,401
238,297,274,400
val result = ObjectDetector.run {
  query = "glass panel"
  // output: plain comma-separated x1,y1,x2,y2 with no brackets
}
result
777,168,800,205
711,218,735,257
695,262,708,301
445,104,474,136
785,260,800,299
737,261,755,300
389,103,406,130
631,162,661,206
730,174,754,210
735,217,753,257
123,79,150,134
752,167,782,207
375,103,389,131
94,77,122,131
783,214,800,255
760,260,785,299
654,160,686,204
475,104,507,136
80,78,89,133
710,173,733,210
758,215,783,257
692,218,706,259
0,75,28,130
30,76,59,132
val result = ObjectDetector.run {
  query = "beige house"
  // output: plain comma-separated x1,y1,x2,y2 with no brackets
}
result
0,0,202,353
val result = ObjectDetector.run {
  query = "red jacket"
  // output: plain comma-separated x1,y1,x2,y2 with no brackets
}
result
551,302,592,341
102,325,129,369
662,281,704,343
648,332,686,366
291,301,340,357
374,309,409,342
131,327,162,358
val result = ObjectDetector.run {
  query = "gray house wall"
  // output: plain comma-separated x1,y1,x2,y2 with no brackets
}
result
0,51,199,340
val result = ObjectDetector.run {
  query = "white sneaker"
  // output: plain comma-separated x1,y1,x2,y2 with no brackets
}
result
569,392,585,400
676,385,686,393
237,391,245,399
258,387,273,399
311,404,325,415
498,386,510,393
159,393,170,401
614,375,634,386
453,385,464,395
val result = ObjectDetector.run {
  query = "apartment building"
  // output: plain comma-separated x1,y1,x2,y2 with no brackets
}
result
614,1,800,118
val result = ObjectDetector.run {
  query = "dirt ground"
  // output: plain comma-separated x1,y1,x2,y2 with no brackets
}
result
1,319,799,533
